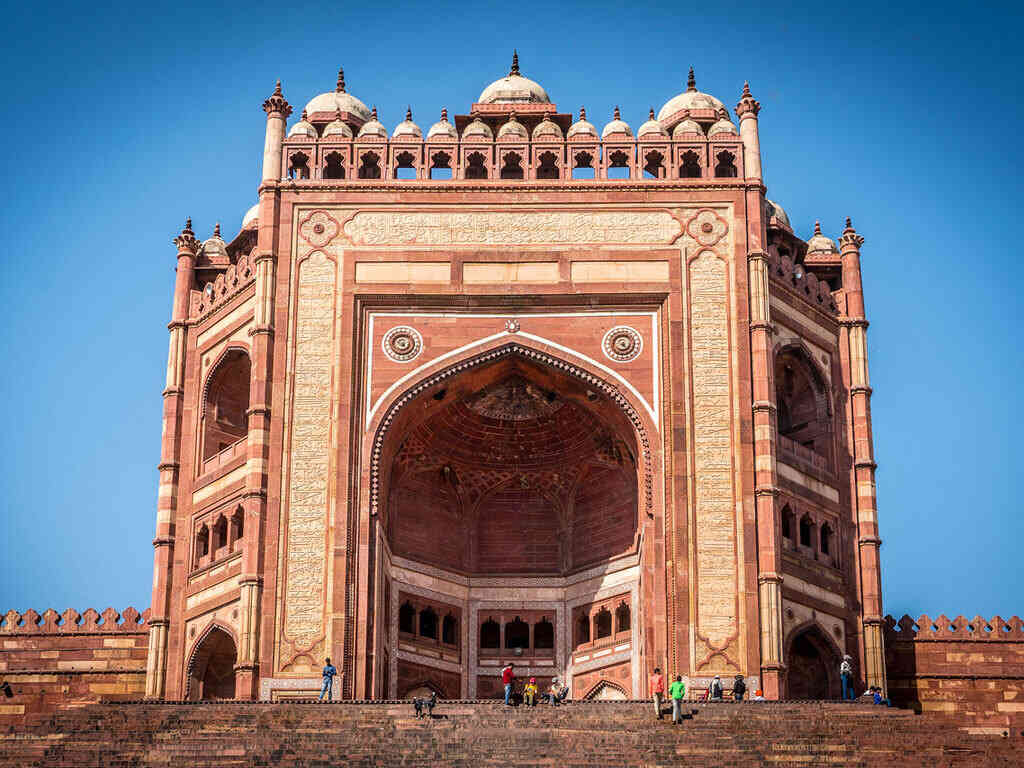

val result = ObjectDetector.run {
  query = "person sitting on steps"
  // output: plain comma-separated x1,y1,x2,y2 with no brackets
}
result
542,677,568,706
523,678,538,706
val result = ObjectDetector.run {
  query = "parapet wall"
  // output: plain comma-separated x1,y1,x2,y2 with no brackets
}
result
884,614,1024,735
0,608,150,726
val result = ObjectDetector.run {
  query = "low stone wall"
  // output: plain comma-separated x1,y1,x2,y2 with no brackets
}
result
884,614,1024,735
0,608,150,726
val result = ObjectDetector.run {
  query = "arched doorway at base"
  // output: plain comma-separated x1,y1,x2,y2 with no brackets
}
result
187,626,237,700
785,624,841,699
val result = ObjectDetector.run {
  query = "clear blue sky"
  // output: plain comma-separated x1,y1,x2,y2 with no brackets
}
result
1,0,1020,621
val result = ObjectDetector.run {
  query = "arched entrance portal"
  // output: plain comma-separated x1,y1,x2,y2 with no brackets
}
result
372,346,652,699
785,625,841,699
187,626,237,700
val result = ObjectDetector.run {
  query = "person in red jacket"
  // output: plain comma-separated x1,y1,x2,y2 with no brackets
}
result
649,667,666,719
501,663,515,706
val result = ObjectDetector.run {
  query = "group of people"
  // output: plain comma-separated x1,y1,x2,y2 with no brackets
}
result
501,663,569,706
648,669,766,724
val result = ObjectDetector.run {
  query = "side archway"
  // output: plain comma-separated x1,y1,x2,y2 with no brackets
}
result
185,624,238,700
784,621,843,699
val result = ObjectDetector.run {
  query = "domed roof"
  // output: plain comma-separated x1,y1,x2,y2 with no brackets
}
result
601,106,632,139
323,109,353,138
462,114,494,141
765,199,790,229
532,114,563,141
288,110,317,139
672,118,704,138
197,223,229,265
497,113,529,140
707,118,738,136
392,107,422,140
657,68,727,124
303,67,372,122
241,203,259,230
806,221,838,254
357,106,388,139
478,51,550,105
427,108,458,140
567,107,598,139
637,108,667,139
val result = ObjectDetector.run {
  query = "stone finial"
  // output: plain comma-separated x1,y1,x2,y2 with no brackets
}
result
336,66,346,93
213,222,221,238
649,107,656,120
613,105,621,120
174,217,199,253
579,106,587,120
735,80,761,119
510,49,520,76
262,79,293,118
687,66,697,92
814,220,822,236
371,105,378,121
301,109,309,122
844,217,853,232
406,106,413,122
441,107,448,122
840,217,864,250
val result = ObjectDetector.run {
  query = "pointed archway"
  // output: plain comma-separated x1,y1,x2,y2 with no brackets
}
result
785,623,842,699
186,626,238,700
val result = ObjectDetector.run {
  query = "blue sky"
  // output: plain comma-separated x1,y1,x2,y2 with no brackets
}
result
0,0,1020,621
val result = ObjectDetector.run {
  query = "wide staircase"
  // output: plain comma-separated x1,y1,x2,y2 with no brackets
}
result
2,699,1021,767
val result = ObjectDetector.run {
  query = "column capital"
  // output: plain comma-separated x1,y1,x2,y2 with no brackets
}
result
747,249,769,263
839,217,865,252
854,459,878,470
849,385,873,396
166,319,188,331
858,536,883,548
173,218,199,256
248,325,275,338
157,461,180,472
246,405,271,418
262,80,292,118
754,485,780,497
735,82,761,119
148,618,170,629
839,318,870,329
239,577,263,587
152,536,175,548
252,250,276,265
758,574,783,585
750,321,773,334
752,401,777,414
161,386,184,398
241,489,268,501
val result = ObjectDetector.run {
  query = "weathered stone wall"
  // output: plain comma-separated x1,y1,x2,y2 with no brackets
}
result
884,614,1024,734
0,608,149,726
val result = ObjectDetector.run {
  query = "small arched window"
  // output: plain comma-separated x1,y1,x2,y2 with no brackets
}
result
394,151,417,180
576,613,591,645
194,524,209,567
714,150,738,178
288,152,310,180
615,601,631,633
212,515,228,552
536,151,559,180
534,618,554,649
480,618,500,649
572,151,595,180
595,607,612,639
607,150,630,179
442,614,457,645
465,151,488,179
229,507,244,548
500,152,524,180
399,602,415,634
358,151,381,179
323,151,345,180
799,515,814,548
419,607,438,639
430,151,452,180
781,505,794,542
643,150,664,179
202,350,251,462
505,617,529,648
680,150,701,178
820,523,833,556
775,349,832,466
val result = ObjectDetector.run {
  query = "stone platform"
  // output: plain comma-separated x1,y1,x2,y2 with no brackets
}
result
1,699,1021,767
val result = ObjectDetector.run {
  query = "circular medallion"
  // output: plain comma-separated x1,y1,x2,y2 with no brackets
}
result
602,326,643,363
382,326,423,363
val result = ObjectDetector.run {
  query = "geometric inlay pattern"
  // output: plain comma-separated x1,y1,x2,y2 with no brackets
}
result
601,326,643,363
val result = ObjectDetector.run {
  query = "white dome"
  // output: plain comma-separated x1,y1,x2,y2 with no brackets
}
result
241,203,259,230
708,118,738,136
478,51,550,104
532,116,563,141
323,110,353,138
637,108,667,139
427,108,457,140
462,115,494,140
806,221,838,254
601,107,632,139
497,114,528,140
303,67,371,122
198,224,229,263
567,107,598,139
357,107,387,139
657,68,727,124
288,111,317,139
392,107,422,140
765,199,791,229
672,118,704,138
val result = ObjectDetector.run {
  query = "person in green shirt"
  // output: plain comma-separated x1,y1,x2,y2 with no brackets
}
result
668,675,686,724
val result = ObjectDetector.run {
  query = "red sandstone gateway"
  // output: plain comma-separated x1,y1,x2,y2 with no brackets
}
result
1,54,1020,737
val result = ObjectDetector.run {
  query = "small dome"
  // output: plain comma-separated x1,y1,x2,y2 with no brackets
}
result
708,118,738,137
478,51,550,104
288,110,317,139
532,114,563,141
601,106,632,139
241,203,259,230
637,108,667,139
806,221,838,254
323,109,353,138
427,108,457,140
392,107,422,140
357,106,388,139
765,199,791,229
672,118,704,138
658,68,727,125
303,67,372,122
462,114,494,141
567,107,598,139
497,113,528,140
198,223,229,264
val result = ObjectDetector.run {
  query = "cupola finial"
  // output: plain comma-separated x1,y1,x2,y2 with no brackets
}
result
579,105,587,120
184,217,193,234
845,217,853,231
213,222,221,238
613,105,621,120
406,105,413,122
336,66,346,93
301,109,308,122
814,220,822,236
687,66,697,92
371,105,378,121
441,107,448,122
649,107,656,120
510,49,520,76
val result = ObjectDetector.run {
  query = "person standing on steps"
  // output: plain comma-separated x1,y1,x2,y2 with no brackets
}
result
840,654,854,700
319,657,337,702
709,675,723,701
649,666,666,719
732,674,746,702
502,662,515,706
668,675,686,725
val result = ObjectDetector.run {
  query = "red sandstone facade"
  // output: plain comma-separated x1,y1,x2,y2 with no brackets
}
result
1,56,1019,732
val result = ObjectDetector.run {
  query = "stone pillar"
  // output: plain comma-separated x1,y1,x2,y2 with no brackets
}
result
838,218,887,694
145,219,198,699
735,83,762,182
262,81,292,183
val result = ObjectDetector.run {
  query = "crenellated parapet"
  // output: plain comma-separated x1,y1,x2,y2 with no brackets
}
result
884,613,1024,641
0,606,150,634
766,248,839,314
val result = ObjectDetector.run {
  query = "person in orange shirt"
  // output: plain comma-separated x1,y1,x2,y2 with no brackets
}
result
649,666,666,720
